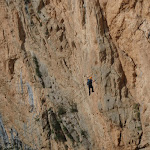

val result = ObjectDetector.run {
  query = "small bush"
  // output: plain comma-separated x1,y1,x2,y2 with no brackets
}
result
133,103,140,110
63,126,74,142
136,112,140,120
137,126,142,131
47,130,51,138
33,56,45,88
45,29,49,36
133,103,141,121
58,106,66,115
48,107,52,112
81,130,87,138
51,117,66,142
65,145,68,150
41,98,46,105
24,0,30,4
54,133,66,142
38,10,41,14
53,121,66,142
35,115,40,122
70,103,78,113
33,56,42,78
51,130,54,134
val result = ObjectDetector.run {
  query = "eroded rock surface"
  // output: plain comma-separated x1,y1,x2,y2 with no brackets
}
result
0,0,150,149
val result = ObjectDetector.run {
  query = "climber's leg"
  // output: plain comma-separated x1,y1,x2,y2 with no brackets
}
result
89,86,91,96
92,85,94,92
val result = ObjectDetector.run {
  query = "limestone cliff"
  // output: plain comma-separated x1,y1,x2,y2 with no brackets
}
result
0,0,150,150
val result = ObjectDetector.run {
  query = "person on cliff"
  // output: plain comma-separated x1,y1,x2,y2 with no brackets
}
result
87,77,94,96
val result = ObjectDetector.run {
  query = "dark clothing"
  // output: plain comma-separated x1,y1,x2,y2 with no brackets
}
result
88,85,94,95
88,79,94,95
87,79,92,86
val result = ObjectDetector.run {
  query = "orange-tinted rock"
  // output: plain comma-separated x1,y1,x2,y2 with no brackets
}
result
0,0,150,149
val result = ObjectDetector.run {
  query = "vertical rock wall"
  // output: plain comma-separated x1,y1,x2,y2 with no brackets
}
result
0,0,150,150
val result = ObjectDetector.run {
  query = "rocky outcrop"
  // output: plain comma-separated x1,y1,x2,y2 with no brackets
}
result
0,0,150,149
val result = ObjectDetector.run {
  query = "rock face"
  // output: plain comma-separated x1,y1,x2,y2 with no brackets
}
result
0,0,150,149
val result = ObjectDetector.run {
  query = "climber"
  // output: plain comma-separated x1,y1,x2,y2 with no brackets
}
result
87,77,94,96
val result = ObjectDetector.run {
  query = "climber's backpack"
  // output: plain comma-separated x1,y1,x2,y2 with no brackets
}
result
87,79,92,85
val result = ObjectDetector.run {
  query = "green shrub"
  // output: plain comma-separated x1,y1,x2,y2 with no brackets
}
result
70,103,78,113
35,117,40,122
137,112,140,120
58,106,66,115
81,130,87,138
35,115,40,122
55,133,66,142
51,113,66,142
45,29,49,36
133,103,140,110
48,107,52,112
47,130,51,138
33,56,45,88
24,0,30,4
137,126,142,131
63,126,74,142
38,10,41,14
33,56,42,78
133,103,141,121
